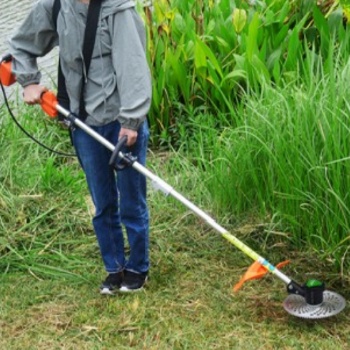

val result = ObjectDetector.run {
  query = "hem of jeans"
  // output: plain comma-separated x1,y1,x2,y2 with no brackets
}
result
125,268,148,275
106,268,124,274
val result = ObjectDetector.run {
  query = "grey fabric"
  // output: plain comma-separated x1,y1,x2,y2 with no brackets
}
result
8,0,151,130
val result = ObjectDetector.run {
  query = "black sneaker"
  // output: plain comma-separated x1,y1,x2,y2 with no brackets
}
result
119,270,148,293
100,272,124,295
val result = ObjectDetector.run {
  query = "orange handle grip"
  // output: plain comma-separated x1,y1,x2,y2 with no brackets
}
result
0,60,16,86
41,91,58,118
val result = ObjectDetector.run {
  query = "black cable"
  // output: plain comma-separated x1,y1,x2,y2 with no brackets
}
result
0,76,75,157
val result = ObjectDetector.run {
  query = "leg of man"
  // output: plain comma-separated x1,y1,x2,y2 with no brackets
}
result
72,121,125,275
118,121,150,273
118,121,150,291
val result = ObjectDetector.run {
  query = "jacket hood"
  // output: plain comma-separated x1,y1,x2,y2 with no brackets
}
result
101,0,136,19
60,0,136,19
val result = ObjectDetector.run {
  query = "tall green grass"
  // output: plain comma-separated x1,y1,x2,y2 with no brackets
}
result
178,50,350,270
0,102,96,279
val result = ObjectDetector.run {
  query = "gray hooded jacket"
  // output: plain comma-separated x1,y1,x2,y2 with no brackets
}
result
8,0,152,130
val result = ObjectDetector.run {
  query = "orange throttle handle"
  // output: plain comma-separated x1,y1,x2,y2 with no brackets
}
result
1,56,58,118
41,91,58,118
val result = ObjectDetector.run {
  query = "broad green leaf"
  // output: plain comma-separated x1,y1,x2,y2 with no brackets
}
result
233,54,246,70
313,5,329,37
194,40,207,69
267,48,282,71
251,54,270,83
221,69,248,83
340,0,350,22
232,8,247,34
276,1,291,23
246,12,260,61
215,36,230,50
168,51,190,103
195,38,223,78
272,60,281,84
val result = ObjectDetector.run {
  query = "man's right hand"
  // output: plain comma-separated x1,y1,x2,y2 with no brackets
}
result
23,84,47,105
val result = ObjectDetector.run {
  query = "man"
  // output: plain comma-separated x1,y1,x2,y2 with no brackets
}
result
8,0,152,293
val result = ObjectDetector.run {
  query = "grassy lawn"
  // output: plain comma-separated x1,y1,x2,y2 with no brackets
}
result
1,98,349,349
1,249,349,349
0,181,349,349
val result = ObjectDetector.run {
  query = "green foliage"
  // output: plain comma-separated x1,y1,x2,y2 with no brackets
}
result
0,122,349,347
179,53,350,269
138,0,350,269
1,2,350,347
1,6,350,348
144,0,350,145
0,116,349,347
0,102,91,277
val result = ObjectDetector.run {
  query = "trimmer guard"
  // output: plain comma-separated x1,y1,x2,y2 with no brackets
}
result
233,260,290,292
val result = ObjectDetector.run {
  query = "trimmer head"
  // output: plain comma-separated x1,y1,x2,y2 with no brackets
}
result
283,280,346,319
283,290,346,319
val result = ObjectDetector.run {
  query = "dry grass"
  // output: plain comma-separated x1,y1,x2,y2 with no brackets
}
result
0,206,349,349
0,114,349,349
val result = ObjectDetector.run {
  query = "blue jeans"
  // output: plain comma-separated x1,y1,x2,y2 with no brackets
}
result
72,120,150,274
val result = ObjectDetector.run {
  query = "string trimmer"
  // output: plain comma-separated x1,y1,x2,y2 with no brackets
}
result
1,55,346,319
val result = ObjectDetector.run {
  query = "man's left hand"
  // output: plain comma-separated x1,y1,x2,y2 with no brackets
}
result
119,127,138,146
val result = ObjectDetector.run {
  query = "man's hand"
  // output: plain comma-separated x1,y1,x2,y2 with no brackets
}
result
23,84,47,105
119,127,138,146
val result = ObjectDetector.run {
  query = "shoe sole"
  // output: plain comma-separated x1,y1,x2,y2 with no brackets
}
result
118,277,148,293
118,286,144,293
100,287,119,295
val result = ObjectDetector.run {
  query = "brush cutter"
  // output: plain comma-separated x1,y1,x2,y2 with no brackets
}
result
1,56,346,319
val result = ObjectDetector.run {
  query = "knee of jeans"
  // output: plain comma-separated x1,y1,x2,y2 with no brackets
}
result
120,203,148,222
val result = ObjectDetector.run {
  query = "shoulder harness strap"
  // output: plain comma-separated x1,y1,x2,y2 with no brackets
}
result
79,0,103,119
52,0,103,121
52,0,61,30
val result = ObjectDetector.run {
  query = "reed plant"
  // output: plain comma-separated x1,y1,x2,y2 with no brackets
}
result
179,48,350,270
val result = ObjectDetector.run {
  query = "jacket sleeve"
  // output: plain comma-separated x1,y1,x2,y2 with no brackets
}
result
8,0,58,87
111,8,152,130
